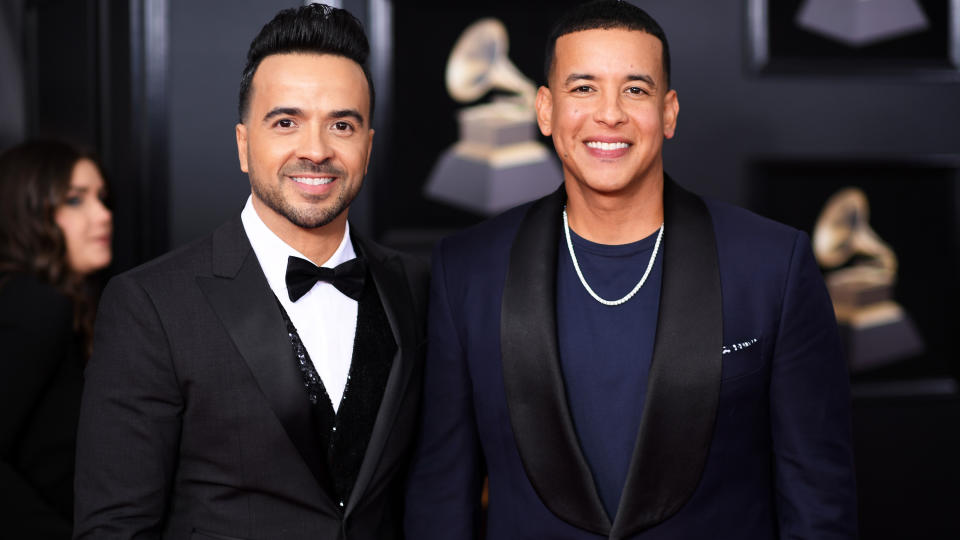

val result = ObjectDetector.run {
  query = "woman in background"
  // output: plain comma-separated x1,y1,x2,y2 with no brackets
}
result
0,140,112,538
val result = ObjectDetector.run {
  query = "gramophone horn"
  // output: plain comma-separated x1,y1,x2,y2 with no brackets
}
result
445,18,536,105
813,187,897,274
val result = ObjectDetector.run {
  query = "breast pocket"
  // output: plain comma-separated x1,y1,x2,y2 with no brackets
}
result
720,336,765,382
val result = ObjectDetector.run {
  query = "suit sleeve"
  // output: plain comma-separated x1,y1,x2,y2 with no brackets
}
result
74,274,183,540
769,232,858,539
404,240,484,539
0,283,74,538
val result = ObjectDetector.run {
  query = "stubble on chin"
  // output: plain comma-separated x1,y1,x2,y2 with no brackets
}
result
250,172,358,230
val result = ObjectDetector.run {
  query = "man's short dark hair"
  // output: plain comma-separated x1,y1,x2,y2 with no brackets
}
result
238,3,375,123
544,0,671,88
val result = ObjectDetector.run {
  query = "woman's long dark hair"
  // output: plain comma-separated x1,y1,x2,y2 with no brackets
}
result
0,140,106,358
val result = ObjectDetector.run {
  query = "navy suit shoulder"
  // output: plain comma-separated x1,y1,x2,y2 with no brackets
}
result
706,197,800,243
703,198,817,341
705,197,805,274
436,201,531,261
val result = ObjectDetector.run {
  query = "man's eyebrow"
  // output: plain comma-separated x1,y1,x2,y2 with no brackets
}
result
563,73,595,86
562,73,658,89
330,109,365,127
262,107,302,122
626,73,657,88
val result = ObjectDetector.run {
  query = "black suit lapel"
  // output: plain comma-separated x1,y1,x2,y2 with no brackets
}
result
195,217,335,502
344,234,419,517
501,187,611,534
610,178,723,539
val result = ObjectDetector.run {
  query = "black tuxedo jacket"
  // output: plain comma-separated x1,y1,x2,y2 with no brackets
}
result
405,180,857,539
74,216,428,540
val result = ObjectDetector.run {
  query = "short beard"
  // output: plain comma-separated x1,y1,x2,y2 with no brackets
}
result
249,161,361,229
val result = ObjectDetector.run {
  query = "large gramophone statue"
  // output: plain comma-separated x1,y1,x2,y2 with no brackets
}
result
424,18,562,215
813,187,924,371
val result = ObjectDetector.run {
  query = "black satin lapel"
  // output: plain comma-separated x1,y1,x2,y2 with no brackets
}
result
610,178,723,539
344,237,418,516
501,188,611,534
196,229,334,501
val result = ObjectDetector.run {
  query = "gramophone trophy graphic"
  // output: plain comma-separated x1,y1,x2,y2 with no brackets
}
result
424,18,562,215
813,187,924,370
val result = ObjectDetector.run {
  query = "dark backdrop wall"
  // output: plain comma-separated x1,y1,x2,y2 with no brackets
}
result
0,1,26,150
167,0,292,248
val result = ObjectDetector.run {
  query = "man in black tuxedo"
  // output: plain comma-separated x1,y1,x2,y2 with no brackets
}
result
74,5,427,539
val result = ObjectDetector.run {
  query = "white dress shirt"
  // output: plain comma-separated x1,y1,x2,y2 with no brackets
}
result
241,196,358,412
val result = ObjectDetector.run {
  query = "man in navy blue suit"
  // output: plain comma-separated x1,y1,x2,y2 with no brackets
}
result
405,1,857,538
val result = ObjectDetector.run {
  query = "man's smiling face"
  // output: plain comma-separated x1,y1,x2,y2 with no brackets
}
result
536,28,678,199
236,52,374,233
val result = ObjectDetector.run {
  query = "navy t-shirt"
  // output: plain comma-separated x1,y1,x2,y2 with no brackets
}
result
556,225,663,520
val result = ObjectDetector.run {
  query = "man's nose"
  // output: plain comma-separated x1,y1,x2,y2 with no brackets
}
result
297,125,335,163
594,91,628,127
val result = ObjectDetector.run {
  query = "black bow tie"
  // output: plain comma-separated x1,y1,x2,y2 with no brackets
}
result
285,255,367,302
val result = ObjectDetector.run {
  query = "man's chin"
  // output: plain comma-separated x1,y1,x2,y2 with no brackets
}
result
284,210,342,229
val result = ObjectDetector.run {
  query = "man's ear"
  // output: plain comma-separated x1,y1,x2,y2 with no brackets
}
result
236,123,249,173
662,89,679,139
535,86,553,137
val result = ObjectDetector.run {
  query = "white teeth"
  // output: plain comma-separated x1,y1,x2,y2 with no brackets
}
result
291,176,334,186
586,141,630,151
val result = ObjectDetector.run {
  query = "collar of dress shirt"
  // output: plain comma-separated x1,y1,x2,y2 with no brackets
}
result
240,195,357,300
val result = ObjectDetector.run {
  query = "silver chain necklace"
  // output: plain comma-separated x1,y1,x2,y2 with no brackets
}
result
562,207,664,306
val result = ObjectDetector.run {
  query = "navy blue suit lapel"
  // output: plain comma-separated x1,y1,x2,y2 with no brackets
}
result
195,217,336,505
501,187,612,534
610,178,723,538
500,179,723,538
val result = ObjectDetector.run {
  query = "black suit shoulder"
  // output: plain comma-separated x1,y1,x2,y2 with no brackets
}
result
120,229,218,286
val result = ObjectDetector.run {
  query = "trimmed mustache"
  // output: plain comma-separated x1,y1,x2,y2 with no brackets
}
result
281,160,345,178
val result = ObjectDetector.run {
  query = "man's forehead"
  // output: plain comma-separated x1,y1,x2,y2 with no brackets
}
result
555,28,662,57
249,52,369,113
552,28,663,80
252,52,365,84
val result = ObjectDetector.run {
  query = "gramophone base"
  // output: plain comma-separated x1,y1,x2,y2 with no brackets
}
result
839,313,924,373
796,0,929,47
424,148,562,215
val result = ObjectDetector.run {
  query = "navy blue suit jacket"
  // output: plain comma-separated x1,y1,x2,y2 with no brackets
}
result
405,179,857,539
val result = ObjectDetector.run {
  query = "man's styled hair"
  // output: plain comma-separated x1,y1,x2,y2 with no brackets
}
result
238,3,375,123
544,0,671,88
